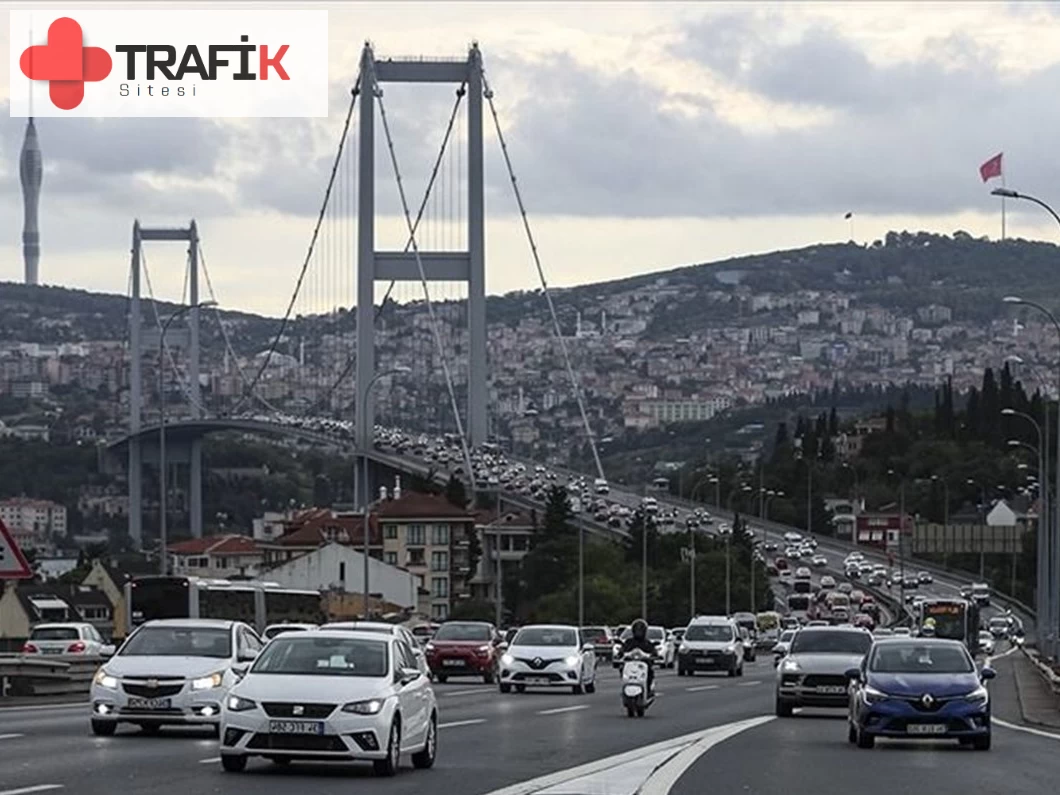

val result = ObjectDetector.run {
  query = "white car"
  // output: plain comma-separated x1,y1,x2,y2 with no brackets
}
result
978,631,996,656
498,624,597,693
219,630,436,776
263,623,318,640
23,622,112,656
89,618,262,736
811,555,828,568
648,626,676,668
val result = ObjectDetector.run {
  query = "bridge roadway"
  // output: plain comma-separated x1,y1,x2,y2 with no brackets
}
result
1,646,1055,795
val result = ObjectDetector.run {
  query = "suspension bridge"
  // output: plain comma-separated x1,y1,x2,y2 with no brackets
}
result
105,42,605,548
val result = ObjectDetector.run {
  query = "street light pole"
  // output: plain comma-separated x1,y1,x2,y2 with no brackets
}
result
360,366,411,618
1003,289,1060,658
158,299,215,576
1005,410,1047,623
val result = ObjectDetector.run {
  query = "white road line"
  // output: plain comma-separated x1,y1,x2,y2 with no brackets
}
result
198,757,220,764
994,717,1060,740
439,719,487,729
442,688,494,697
537,704,591,716
639,716,775,795
0,734,25,741
737,681,762,687
686,685,719,692
0,702,85,713
0,786,65,795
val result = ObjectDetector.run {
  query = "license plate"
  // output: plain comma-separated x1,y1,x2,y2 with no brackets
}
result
42,649,64,654
443,659,465,667
269,720,324,735
524,677,551,685
816,686,848,694
907,724,947,735
127,697,171,710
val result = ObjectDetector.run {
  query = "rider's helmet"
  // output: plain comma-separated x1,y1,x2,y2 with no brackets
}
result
631,618,648,641
920,617,936,637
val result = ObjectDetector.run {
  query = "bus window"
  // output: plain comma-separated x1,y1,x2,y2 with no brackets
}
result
265,590,325,625
199,586,256,624
127,577,191,630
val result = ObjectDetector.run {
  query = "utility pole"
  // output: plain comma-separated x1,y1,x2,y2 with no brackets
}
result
688,521,696,620
641,513,648,619
578,509,585,629
806,460,813,536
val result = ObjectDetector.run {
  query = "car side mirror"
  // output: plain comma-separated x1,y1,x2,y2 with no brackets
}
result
582,642,595,653
99,645,115,659
980,666,996,681
844,668,862,681
497,641,509,652
238,649,259,663
400,667,421,685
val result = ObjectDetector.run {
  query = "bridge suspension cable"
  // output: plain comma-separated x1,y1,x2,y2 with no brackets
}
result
231,77,361,415
366,56,477,489
481,68,606,482
309,80,469,417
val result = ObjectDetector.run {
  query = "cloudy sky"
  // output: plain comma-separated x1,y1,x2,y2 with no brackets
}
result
3,1,1060,317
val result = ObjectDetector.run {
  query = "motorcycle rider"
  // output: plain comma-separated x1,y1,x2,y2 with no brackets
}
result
619,619,659,695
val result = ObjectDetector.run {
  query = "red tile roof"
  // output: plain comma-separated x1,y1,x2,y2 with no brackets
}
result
377,492,474,521
168,534,261,555
269,512,380,547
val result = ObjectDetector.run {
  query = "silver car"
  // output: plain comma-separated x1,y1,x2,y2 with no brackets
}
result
775,626,873,716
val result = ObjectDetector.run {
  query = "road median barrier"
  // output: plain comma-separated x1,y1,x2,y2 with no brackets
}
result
0,654,103,699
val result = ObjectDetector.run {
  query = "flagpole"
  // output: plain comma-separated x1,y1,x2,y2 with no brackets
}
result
1001,171,1007,241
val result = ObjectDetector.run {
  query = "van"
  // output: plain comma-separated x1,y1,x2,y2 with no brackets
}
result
594,478,610,495
677,616,743,677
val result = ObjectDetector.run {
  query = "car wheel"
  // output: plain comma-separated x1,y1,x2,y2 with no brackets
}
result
677,667,686,677
572,683,585,695
515,684,526,693
856,728,875,749
221,754,247,773
848,723,857,744
373,719,401,777
483,668,496,685
499,683,512,694
775,697,793,718
972,733,991,751
436,674,448,684
269,756,292,766
412,713,437,769
728,667,736,678
90,719,116,736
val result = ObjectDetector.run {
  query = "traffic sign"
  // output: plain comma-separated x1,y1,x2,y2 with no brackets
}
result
0,518,32,579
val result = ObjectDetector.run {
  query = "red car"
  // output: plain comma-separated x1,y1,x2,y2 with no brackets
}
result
425,620,501,684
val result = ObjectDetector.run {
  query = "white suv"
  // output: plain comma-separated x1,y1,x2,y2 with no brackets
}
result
676,617,744,677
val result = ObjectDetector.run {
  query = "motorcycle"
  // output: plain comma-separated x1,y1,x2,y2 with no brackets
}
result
620,648,655,718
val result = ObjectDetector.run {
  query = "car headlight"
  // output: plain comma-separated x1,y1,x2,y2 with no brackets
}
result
226,695,257,712
679,643,689,654
342,698,385,715
565,655,581,667
501,653,514,666
781,658,801,672
478,645,492,654
192,671,225,690
425,643,435,652
862,686,889,705
964,687,989,706
93,669,118,689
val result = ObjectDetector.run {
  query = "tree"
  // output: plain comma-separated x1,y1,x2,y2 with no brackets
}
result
444,475,468,509
541,486,572,541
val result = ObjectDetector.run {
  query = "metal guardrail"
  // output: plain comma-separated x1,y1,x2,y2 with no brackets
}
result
1022,645,1060,696
0,654,102,699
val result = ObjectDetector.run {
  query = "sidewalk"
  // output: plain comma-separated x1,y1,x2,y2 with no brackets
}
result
1009,649,1060,730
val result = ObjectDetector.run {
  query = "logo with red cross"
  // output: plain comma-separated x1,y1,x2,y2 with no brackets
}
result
19,17,113,110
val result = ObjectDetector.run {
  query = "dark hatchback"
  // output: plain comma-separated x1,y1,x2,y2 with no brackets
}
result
847,638,994,750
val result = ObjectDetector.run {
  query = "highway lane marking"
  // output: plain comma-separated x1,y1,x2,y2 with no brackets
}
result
638,716,775,795
442,688,497,697
537,705,591,715
439,719,487,729
993,717,1060,740
0,703,85,713
0,734,25,740
737,681,761,687
198,757,220,764
0,787,64,795
685,685,719,692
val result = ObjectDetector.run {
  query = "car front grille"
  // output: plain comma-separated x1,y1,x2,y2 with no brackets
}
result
261,702,336,719
802,675,848,689
511,672,564,683
515,657,563,670
246,733,347,751
122,682,184,698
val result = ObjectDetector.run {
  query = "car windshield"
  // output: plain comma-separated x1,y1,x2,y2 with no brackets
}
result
581,627,609,642
251,635,389,677
30,627,79,640
264,626,309,639
870,643,974,674
989,618,1009,628
514,627,577,647
647,627,665,641
685,624,734,642
121,626,231,658
778,631,795,643
434,623,492,641
790,629,871,655
322,623,392,635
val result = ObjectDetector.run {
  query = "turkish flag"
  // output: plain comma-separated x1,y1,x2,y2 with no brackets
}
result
979,153,1003,182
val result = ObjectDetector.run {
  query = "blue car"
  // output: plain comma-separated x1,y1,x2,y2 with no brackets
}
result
846,638,994,750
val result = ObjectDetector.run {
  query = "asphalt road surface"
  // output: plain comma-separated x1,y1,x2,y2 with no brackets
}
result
2,649,1055,795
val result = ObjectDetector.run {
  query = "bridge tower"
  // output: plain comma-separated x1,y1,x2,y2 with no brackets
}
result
127,221,204,550
355,43,488,450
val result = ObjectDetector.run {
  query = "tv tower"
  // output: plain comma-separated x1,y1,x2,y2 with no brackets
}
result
19,117,42,285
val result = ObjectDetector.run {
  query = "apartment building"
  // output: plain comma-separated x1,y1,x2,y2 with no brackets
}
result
168,534,264,578
378,492,476,622
0,497,67,553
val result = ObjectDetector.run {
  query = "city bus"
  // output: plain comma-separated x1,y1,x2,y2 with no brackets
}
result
786,593,811,623
122,576,325,637
915,598,981,655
